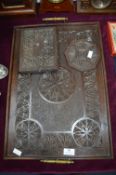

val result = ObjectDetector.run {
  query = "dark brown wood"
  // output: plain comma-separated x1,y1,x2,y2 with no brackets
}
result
0,0,36,15
39,0,75,13
4,23,113,160
77,0,116,13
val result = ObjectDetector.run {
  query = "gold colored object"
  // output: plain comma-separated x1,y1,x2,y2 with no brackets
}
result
40,160,74,164
42,17,68,22
48,0,64,3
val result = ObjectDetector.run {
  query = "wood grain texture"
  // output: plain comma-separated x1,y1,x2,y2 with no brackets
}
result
4,22,113,160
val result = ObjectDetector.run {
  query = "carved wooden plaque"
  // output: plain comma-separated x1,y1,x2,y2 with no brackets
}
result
4,23,113,159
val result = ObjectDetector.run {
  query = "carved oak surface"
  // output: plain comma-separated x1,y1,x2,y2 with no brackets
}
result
38,67,76,103
19,27,58,72
4,23,113,159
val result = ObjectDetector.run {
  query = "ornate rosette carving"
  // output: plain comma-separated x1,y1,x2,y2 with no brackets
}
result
38,67,76,103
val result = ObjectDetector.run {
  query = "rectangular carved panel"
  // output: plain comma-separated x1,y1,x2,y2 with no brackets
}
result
19,27,58,72
4,23,113,159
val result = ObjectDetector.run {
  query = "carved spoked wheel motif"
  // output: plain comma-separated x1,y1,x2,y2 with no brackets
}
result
72,118,100,147
38,67,76,103
16,119,42,148
65,39,100,72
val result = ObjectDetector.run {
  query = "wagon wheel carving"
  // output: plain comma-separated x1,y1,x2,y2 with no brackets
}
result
38,67,76,103
72,118,100,147
16,119,42,148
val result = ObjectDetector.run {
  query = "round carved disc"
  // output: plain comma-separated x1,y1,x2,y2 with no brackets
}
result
65,39,100,72
16,119,42,147
72,118,100,147
38,67,76,103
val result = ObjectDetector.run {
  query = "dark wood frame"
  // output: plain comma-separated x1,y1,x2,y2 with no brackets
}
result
0,0,36,15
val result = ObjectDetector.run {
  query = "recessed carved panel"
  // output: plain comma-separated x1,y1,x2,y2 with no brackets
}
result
38,67,76,103
65,39,100,71
19,27,58,72
72,117,101,147
4,23,113,159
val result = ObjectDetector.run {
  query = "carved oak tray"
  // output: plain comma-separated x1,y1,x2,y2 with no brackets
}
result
4,23,113,159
